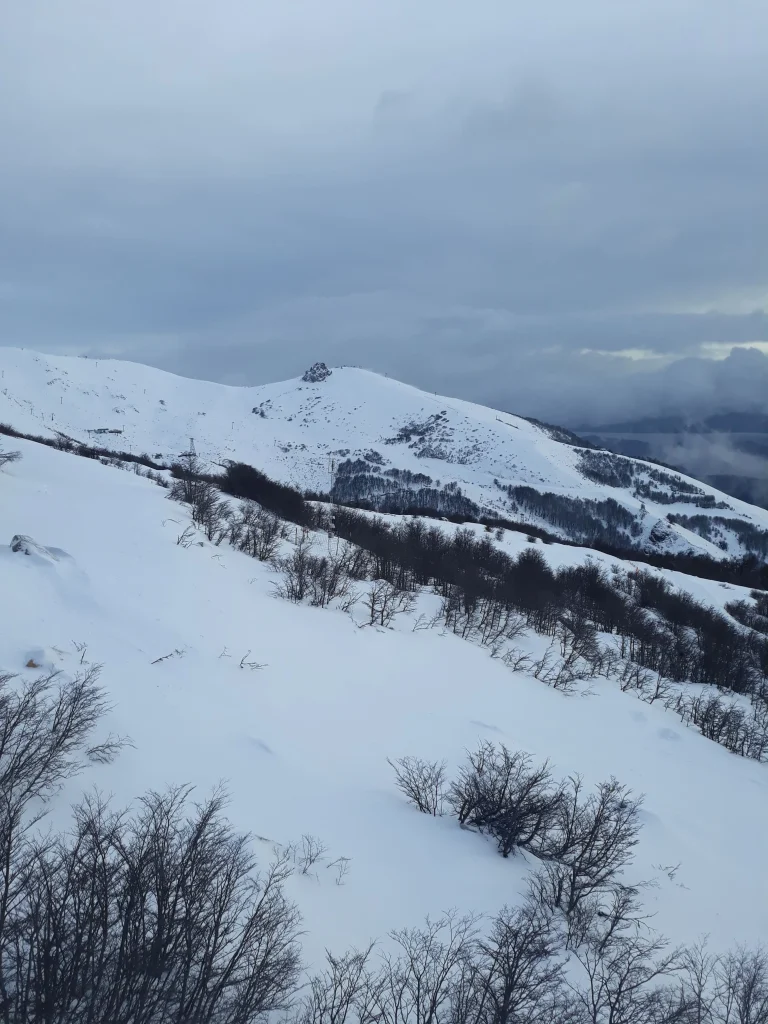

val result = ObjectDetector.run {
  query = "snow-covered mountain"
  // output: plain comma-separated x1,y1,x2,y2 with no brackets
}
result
3,369,768,1017
2,347,768,563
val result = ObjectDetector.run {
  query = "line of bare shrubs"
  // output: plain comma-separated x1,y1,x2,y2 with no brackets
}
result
0,667,301,1024
294,869,768,1024
167,461,768,762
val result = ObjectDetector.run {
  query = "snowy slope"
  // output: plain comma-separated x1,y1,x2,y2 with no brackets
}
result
1,437,767,965
2,347,768,562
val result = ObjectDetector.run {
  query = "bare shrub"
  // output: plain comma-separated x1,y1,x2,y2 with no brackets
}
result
539,775,643,917
191,481,232,543
0,665,301,1023
293,945,376,1024
388,756,447,815
471,897,573,1024
364,580,414,627
296,833,328,874
231,501,284,561
8,788,301,1023
273,531,316,603
567,886,682,1024
0,443,21,468
448,742,562,858
372,911,479,1024
273,533,357,608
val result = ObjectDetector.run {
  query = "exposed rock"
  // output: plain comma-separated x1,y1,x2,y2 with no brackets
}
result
301,362,332,383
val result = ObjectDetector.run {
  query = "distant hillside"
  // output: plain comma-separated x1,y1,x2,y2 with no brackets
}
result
2,346,768,561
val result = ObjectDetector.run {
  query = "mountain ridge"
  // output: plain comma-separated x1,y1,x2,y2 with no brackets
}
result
2,346,767,564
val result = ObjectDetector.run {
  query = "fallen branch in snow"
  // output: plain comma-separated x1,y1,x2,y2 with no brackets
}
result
240,651,266,670
150,649,186,665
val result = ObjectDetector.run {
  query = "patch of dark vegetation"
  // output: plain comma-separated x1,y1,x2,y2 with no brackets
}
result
0,421,169,471
331,459,479,517
218,460,312,525
669,513,768,558
522,415,599,448
577,449,731,508
497,481,643,547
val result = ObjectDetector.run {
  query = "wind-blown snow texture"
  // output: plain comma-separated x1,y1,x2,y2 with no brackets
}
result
1,438,767,968
2,347,767,560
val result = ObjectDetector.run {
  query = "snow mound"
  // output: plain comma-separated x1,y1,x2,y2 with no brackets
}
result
10,534,71,563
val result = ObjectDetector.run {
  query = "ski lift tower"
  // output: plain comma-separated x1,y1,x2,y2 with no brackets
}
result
328,455,337,534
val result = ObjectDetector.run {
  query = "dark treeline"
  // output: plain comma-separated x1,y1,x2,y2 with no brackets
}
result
0,421,169,471
216,460,312,525
577,449,731,509
163,460,768,692
669,512,768,559
6,423,768,589
328,507,768,697
330,458,479,517
497,482,642,547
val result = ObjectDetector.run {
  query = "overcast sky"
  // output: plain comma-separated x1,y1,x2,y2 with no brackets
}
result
1,0,767,424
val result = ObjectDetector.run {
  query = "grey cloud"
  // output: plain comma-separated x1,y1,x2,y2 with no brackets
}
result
0,0,766,425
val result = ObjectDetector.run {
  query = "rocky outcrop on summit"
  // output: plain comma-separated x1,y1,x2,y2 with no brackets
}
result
301,362,332,383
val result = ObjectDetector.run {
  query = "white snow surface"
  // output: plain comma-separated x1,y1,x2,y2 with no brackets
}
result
2,438,767,970
2,346,767,560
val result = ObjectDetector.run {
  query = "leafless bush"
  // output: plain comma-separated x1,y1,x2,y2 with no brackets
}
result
0,661,301,1023
672,690,768,762
372,911,479,1024
501,646,535,673
539,775,643,918
292,945,377,1024
365,580,415,627
470,897,574,1024
0,442,21,467
615,661,673,706
168,454,206,504
293,881,768,1024
293,907,577,1024
273,533,357,608
448,742,563,858
326,856,352,886
296,833,328,874
7,788,301,1023
566,885,682,1024
273,531,316,602
388,756,448,815
552,615,604,689
190,481,232,543
231,501,284,561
